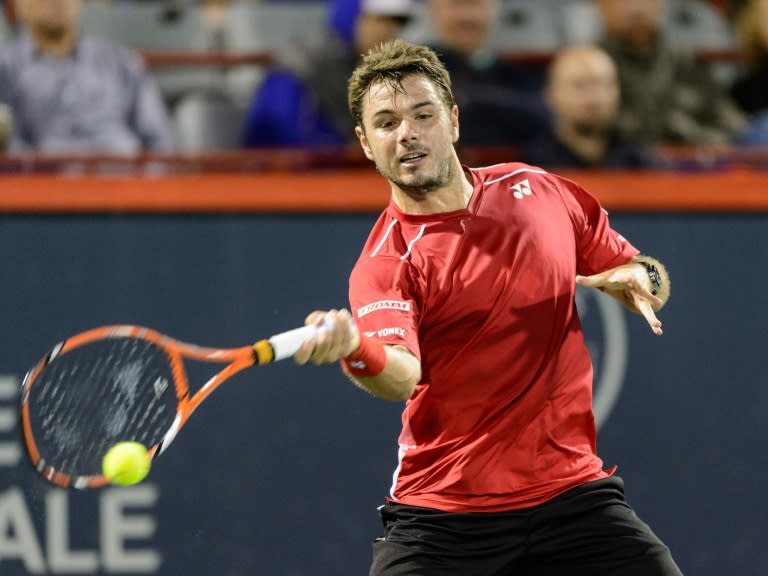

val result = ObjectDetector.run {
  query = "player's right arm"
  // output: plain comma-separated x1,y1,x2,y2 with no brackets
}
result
296,219,424,400
293,308,421,401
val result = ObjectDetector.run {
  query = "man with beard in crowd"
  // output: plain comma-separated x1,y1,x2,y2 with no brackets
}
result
597,0,744,146
525,45,656,169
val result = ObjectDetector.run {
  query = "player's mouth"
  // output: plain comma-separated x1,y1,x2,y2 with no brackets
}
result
400,152,427,166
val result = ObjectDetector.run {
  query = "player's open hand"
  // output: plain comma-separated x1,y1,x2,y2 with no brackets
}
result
294,309,360,365
576,264,664,336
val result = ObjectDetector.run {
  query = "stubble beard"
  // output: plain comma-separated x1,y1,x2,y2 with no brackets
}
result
33,22,70,44
376,155,454,196
572,117,615,139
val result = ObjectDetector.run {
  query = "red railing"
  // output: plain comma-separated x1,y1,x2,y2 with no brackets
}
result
1,149,767,213
138,48,745,70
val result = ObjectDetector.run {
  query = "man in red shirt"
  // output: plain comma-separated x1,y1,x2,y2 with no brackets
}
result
294,40,681,575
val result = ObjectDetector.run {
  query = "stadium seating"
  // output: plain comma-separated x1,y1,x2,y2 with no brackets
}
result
7,0,740,153
403,0,561,52
559,0,602,46
174,92,248,152
667,0,735,50
0,13,11,47
223,1,328,102
79,2,224,104
494,0,561,52
558,0,735,50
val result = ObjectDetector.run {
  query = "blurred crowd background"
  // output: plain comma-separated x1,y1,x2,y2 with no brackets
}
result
1,0,767,171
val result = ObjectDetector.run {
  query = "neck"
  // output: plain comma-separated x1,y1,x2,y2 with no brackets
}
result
555,120,609,164
29,26,77,58
391,154,473,215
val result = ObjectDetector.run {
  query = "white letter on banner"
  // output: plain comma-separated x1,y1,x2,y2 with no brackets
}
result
0,488,47,573
0,375,20,467
46,490,99,572
101,485,162,572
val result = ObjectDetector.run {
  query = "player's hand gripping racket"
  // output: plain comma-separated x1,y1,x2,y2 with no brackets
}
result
19,323,322,489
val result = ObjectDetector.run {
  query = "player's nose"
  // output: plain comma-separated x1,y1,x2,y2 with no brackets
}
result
398,119,419,142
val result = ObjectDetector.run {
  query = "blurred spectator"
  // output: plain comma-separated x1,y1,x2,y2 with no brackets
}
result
731,0,768,115
425,0,549,146
242,0,413,148
597,0,746,146
0,102,11,150
525,45,656,169
0,0,174,154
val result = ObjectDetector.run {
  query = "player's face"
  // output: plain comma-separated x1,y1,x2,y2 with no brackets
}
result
356,74,459,195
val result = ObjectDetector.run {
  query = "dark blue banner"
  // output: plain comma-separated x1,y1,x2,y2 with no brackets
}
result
0,213,765,575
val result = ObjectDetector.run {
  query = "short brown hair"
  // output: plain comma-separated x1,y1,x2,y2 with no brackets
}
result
347,39,455,127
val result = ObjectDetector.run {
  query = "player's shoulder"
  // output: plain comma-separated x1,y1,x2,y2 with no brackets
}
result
468,162,579,203
468,161,553,187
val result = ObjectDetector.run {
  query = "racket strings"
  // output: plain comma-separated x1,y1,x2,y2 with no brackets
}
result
26,337,179,479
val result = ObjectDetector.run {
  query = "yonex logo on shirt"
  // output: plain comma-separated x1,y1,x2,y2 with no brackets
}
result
511,179,532,200
357,300,411,318
364,327,406,338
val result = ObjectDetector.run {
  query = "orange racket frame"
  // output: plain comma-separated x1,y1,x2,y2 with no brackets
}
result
20,323,320,488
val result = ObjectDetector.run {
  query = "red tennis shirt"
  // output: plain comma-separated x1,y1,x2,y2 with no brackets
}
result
348,163,639,512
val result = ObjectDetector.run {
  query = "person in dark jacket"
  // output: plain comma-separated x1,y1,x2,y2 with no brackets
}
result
525,45,656,169
423,0,549,147
597,0,745,146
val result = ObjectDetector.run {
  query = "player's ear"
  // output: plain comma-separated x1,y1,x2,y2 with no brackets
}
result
451,105,460,144
356,126,375,161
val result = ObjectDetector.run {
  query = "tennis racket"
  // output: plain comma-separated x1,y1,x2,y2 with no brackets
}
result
19,323,322,489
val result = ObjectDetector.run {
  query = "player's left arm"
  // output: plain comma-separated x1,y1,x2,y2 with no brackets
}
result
576,255,670,336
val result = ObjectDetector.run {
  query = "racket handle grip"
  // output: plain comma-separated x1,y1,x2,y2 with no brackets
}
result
268,324,324,361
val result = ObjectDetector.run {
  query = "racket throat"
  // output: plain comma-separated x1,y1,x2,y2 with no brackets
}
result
252,339,275,364
158,413,183,454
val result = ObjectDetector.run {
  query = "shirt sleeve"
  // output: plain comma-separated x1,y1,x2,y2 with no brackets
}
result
349,255,422,361
555,174,640,276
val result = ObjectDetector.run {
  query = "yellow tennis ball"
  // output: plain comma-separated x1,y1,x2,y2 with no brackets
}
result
102,441,151,486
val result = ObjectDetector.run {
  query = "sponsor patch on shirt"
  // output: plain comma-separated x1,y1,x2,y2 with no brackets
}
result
357,300,411,318
363,327,406,339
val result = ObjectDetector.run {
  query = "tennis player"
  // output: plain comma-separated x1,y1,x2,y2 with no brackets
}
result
295,39,681,575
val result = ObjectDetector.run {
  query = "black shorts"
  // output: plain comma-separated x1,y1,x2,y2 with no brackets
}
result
370,476,683,576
